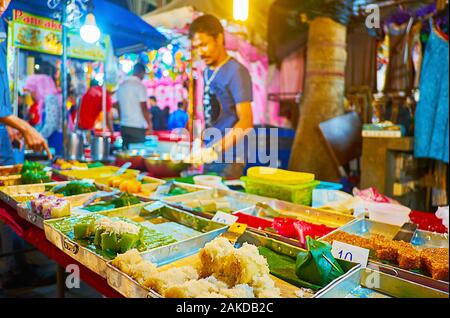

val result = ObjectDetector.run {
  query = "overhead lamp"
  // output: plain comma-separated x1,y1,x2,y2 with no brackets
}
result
162,51,174,65
120,59,134,74
233,0,249,22
80,12,101,44
95,72,104,85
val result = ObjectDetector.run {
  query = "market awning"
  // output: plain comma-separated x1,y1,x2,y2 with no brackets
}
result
3,0,168,55
141,0,275,49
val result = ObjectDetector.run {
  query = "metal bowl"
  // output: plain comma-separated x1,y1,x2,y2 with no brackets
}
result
115,150,147,170
144,154,191,178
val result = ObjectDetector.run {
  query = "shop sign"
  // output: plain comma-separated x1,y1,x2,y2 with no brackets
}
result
11,10,107,61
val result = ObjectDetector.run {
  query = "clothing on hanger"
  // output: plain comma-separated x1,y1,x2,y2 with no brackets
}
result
414,19,449,164
384,20,415,93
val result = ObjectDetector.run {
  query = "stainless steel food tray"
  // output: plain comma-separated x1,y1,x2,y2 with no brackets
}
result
314,267,448,298
320,218,449,290
235,200,355,248
44,202,227,278
235,230,361,296
0,164,22,176
241,199,355,229
15,192,115,229
52,166,141,181
324,218,449,248
162,188,273,215
17,191,149,230
106,263,153,298
0,182,67,209
106,223,226,299
107,229,360,299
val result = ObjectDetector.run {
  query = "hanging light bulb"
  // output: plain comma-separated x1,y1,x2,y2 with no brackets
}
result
233,0,249,22
80,12,101,43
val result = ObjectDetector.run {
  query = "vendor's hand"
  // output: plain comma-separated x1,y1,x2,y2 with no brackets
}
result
187,147,219,164
23,125,52,160
6,127,24,150
146,128,153,136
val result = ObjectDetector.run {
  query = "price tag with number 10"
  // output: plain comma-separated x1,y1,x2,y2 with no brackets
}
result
331,241,370,267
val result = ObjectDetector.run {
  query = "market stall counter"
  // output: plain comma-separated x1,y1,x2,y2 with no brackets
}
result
0,200,123,298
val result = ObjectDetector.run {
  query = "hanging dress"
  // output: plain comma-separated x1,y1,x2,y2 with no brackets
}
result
414,20,449,164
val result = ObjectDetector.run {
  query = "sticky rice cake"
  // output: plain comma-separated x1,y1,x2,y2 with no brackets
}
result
420,248,449,281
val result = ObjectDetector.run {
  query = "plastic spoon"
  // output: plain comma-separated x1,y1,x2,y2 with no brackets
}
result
114,162,132,176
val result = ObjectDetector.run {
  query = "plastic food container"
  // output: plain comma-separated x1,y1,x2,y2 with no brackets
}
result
312,189,353,208
241,176,320,206
366,202,411,226
316,181,343,191
193,175,229,190
246,167,315,185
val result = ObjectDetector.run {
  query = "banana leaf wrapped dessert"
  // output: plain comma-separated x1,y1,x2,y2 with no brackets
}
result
51,181,98,196
20,161,51,184
83,193,141,213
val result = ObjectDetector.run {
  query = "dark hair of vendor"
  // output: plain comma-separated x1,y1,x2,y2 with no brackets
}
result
188,14,224,39
133,63,147,75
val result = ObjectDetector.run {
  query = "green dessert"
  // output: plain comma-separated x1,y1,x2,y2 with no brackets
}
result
167,186,190,196
83,193,141,212
51,181,98,196
20,161,51,184
52,214,177,258
192,199,234,214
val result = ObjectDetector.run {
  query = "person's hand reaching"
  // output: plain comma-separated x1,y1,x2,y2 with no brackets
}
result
186,147,218,164
6,127,24,150
23,125,52,160
0,115,52,160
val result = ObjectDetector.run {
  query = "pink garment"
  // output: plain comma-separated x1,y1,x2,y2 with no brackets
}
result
24,74,59,121
267,65,285,127
144,78,188,113
280,48,305,95
353,187,400,205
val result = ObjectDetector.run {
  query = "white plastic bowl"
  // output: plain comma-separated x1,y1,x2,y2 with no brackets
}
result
193,175,229,190
367,201,411,226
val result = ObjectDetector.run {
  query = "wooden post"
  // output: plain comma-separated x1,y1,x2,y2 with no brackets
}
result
289,17,347,181
156,0,168,9
187,55,195,147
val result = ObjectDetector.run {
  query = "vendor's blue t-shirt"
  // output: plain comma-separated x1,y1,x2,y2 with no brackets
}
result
204,58,253,161
0,21,14,165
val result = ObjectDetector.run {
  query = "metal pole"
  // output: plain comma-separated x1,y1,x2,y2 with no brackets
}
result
102,62,106,135
12,47,19,116
188,48,194,150
61,0,69,158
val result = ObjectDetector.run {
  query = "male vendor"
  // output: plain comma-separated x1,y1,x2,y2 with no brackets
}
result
189,14,254,178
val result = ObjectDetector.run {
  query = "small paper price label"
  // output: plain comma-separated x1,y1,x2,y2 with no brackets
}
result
331,241,370,266
212,211,239,225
